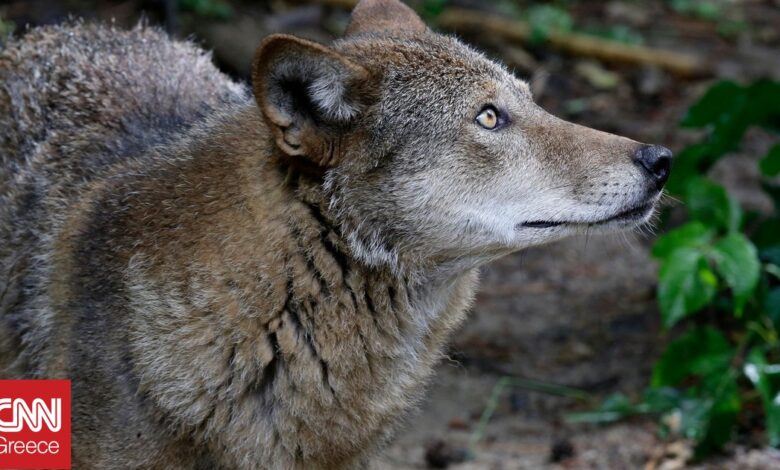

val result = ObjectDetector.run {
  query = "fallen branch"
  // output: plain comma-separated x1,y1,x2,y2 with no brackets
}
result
314,0,709,77
438,8,709,77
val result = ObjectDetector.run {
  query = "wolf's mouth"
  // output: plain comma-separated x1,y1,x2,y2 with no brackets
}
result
600,202,655,224
520,202,655,229
522,220,564,228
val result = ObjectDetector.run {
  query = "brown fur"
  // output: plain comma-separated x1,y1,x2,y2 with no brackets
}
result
0,1,667,468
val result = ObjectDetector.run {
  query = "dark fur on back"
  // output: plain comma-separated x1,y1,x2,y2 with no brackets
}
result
0,22,247,374
0,22,247,191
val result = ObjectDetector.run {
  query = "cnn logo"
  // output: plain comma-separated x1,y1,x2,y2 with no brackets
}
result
0,398,62,433
0,380,70,469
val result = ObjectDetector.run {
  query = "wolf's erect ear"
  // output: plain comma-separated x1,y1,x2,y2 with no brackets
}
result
252,34,375,167
345,0,427,37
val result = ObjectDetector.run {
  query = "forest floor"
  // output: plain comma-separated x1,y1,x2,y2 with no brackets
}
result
4,0,780,468
374,236,780,469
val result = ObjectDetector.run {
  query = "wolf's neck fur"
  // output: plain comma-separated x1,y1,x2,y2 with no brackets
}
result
123,108,478,468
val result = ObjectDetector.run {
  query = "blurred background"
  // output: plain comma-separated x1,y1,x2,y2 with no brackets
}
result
2,1,780,468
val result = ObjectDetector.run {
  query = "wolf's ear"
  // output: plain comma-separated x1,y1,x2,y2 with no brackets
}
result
252,34,375,167
345,0,427,37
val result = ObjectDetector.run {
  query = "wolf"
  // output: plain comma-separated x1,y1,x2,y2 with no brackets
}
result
0,0,671,467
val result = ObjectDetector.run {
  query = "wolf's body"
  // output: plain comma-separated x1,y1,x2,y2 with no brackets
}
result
0,0,670,468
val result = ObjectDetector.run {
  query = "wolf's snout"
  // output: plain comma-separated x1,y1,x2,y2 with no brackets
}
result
633,145,672,189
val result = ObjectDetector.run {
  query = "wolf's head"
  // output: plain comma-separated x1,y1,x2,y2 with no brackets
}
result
252,0,671,270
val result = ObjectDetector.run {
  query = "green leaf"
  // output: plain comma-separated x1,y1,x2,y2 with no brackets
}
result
651,376,739,457
767,264,780,281
652,327,733,387
565,393,635,424
669,0,723,19
178,0,233,19
681,80,780,164
763,182,780,216
640,387,685,414
695,373,740,457
564,409,623,424
581,25,645,45
760,246,780,266
678,81,780,185
760,144,780,178
686,178,742,232
765,287,780,325
744,349,780,447
746,80,780,129
711,233,761,314
676,397,715,441
665,143,710,196
652,222,716,258
658,248,718,327
681,81,745,128
754,220,780,249
526,5,573,43
0,16,14,37
420,0,448,18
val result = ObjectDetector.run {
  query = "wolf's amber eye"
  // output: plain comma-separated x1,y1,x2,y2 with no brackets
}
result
476,106,499,130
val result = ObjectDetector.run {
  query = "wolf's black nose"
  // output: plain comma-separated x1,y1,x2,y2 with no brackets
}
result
634,145,672,189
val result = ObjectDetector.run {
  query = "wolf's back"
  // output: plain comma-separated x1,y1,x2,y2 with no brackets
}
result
0,22,248,377
0,21,247,192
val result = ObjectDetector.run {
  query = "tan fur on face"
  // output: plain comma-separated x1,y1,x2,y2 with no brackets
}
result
0,1,664,468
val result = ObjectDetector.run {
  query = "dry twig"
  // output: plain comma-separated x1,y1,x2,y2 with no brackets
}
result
438,9,709,77
314,0,710,77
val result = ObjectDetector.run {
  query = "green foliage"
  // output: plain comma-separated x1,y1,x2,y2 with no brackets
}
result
685,178,742,232
657,246,717,327
760,144,780,178
0,15,14,38
177,0,233,20
580,25,645,45
580,79,780,457
419,0,448,20
478,2,646,48
668,0,728,20
525,4,573,43
652,327,734,387
767,288,780,325
745,349,780,447
567,393,637,424
666,0,747,37
652,328,742,454
712,233,761,313
652,222,715,257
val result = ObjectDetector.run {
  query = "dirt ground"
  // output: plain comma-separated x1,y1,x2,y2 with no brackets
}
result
3,0,780,468
373,236,780,469
373,234,664,469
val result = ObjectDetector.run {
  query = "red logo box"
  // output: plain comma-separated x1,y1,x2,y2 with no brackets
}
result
0,380,71,469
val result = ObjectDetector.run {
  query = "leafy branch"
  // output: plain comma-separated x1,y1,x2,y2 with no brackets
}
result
580,79,780,458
